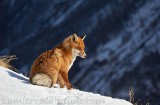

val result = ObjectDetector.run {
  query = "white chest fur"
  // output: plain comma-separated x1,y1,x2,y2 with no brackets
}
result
68,48,79,70
68,57,76,70
68,49,78,70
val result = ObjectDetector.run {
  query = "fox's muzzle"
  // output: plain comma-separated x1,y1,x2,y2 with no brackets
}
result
79,52,87,58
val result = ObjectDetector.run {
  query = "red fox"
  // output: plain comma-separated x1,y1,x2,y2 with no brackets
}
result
29,34,86,89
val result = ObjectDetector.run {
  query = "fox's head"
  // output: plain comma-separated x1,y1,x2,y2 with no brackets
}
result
62,34,87,58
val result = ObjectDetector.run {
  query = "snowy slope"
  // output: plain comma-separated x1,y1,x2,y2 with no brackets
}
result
0,66,132,105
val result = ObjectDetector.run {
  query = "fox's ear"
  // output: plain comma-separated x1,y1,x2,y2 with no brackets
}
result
81,34,86,40
71,34,78,42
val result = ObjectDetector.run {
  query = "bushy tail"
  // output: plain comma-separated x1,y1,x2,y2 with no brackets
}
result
0,55,18,72
31,73,52,88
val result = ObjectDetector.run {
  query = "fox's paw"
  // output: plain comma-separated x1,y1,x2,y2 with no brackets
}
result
66,83,72,90
59,83,65,88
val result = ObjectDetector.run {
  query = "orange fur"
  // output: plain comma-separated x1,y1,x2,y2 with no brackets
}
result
29,34,86,89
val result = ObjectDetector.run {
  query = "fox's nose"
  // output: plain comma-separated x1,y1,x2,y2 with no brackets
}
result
80,53,87,58
82,53,87,58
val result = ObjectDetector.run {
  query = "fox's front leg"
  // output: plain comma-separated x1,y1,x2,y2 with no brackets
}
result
58,73,65,88
59,71,72,90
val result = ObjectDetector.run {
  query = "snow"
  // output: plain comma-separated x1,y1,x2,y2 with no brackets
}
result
0,66,132,105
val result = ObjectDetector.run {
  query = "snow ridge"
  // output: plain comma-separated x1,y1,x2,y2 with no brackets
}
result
0,66,132,105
